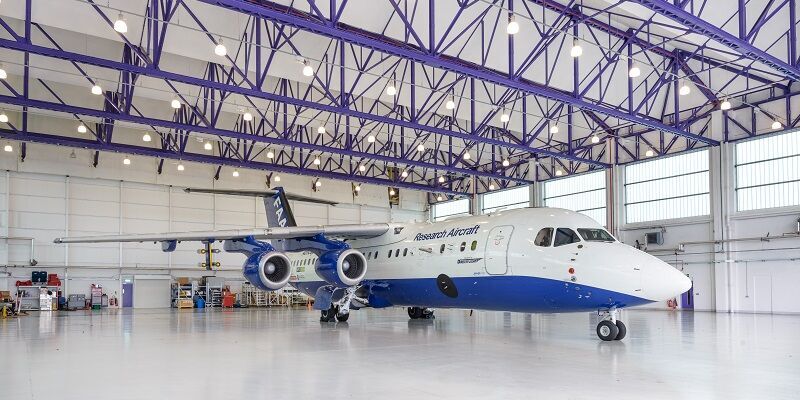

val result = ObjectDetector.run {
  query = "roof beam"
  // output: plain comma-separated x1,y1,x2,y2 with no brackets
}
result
196,0,718,145
0,128,465,195
0,38,604,169
628,0,800,82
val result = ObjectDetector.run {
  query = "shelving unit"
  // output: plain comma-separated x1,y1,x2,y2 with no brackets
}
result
171,282,194,308
16,285,61,311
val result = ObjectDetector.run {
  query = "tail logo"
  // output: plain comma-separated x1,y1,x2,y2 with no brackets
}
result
273,197,288,227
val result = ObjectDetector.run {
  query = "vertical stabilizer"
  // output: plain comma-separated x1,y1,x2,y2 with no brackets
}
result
264,187,297,228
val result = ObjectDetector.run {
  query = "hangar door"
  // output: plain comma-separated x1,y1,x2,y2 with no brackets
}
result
484,226,513,275
133,276,171,308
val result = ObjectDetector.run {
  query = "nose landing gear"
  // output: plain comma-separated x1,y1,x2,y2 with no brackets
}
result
596,308,626,341
407,307,435,319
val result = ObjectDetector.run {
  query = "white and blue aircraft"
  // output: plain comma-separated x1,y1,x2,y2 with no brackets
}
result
54,187,691,341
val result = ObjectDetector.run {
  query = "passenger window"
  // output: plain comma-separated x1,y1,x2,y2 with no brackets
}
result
471,240,477,251
534,228,554,247
439,244,445,254
395,249,400,257
388,250,392,258
403,248,408,257
553,228,580,247
460,242,466,252
367,252,371,260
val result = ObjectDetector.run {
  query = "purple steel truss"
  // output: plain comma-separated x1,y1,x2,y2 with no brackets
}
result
0,0,796,197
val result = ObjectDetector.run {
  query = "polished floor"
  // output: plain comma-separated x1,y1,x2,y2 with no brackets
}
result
2,307,798,399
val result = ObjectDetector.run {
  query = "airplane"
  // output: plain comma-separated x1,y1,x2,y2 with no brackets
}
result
54,187,691,341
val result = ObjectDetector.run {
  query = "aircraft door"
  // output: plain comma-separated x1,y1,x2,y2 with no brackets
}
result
485,225,513,275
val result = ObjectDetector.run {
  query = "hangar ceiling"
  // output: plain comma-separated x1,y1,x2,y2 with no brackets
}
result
0,0,796,196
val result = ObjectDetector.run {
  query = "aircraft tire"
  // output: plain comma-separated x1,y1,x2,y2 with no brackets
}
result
596,320,619,341
408,307,423,319
335,312,350,322
614,320,627,340
320,305,338,322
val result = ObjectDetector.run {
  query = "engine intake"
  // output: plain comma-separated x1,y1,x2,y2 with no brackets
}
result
242,252,291,291
315,249,367,287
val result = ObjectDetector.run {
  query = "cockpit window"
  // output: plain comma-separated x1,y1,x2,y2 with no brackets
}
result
577,228,615,242
553,228,580,247
534,228,553,247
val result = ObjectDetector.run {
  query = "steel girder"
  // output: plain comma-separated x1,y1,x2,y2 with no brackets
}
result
198,0,719,146
628,0,800,82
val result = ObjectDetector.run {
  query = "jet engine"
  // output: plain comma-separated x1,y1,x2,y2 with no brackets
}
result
242,251,292,291
315,248,368,287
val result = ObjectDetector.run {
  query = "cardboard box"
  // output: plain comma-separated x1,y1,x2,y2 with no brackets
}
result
176,277,190,285
0,291,10,301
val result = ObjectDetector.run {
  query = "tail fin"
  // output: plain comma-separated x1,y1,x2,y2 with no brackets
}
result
264,187,296,228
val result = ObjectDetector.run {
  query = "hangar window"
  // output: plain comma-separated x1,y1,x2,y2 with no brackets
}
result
553,228,580,247
460,242,466,251
403,248,408,257
439,244,446,253
735,129,800,211
470,240,478,251
431,198,471,221
544,170,607,226
624,150,709,223
481,185,530,214
534,228,553,247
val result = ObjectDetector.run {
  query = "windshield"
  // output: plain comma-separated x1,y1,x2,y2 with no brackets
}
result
577,228,615,242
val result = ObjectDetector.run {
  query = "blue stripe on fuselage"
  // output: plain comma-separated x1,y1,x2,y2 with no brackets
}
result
291,275,652,313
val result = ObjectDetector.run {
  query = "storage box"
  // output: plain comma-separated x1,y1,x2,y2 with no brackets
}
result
176,299,193,308
0,291,10,302
176,277,190,285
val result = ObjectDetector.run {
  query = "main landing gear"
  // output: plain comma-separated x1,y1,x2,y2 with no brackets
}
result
407,307,435,320
596,308,626,341
320,286,363,322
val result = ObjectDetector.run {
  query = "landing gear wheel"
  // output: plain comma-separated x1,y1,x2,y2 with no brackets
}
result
408,307,423,319
614,320,626,341
335,312,350,322
596,320,619,341
320,305,338,322
422,308,435,319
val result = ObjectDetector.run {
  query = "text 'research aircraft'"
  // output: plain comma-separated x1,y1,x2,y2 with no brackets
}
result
54,188,691,341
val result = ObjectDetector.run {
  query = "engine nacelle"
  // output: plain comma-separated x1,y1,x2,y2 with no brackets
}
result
242,251,292,291
315,249,368,287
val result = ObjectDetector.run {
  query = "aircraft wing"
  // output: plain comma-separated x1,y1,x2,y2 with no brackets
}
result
53,223,390,244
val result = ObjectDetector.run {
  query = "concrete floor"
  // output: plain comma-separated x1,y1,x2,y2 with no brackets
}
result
1,308,798,400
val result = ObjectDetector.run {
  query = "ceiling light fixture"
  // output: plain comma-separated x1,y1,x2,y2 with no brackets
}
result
170,97,181,109
679,81,691,96
555,169,563,177
645,149,654,157
313,156,321,165
772,120,782,130
123,157,131,165
317,126,326,134
274,175,281,182
720,99,732,110
91,84,102,95
0,63,7,80
3,143,12,152
628,63,641,78
401,170,409,178
502,159,510,167
488,183,496,190
416,144,425,152
142,132,152,142
436,194,443,202
389,188,396,196
463,152,471,160
367,135,376,143
506,15,520,35
550,124,559,134
500,111,510,123
177,163,185,171
438,176,445,183
385,80,397,96
232,169,239,177
0,112,7,123
267,150,274,159
570,38,583,58
204,141,213,151
315,179,322,188
77,124,87,133
591,134,600,144
445,98,456,110
214,38,227,57
243,110,253,121
358,164,366,172
113,13,128,34
354,184,361,192
302,61,314,77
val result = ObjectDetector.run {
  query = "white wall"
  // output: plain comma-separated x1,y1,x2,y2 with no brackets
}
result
614,144,800,314
0,143,428,305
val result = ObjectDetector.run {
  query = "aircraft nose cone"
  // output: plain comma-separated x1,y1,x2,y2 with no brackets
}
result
641,257,692,301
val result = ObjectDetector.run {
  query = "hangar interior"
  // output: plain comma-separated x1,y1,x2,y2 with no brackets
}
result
1,0,799,399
